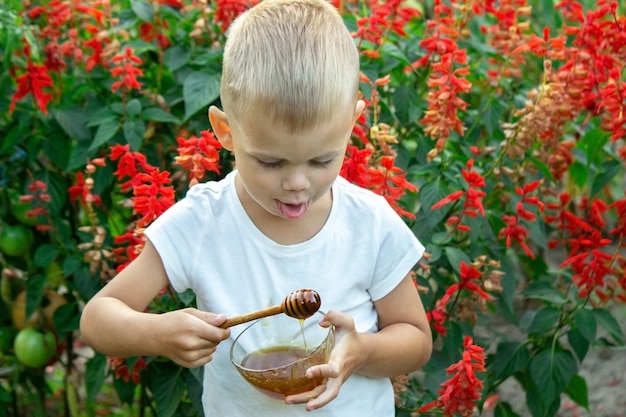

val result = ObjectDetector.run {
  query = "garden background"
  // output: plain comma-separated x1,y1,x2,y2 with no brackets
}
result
1,0,625,416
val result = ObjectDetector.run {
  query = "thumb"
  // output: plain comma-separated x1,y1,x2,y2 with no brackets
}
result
320,309,352,329
185,308,227,326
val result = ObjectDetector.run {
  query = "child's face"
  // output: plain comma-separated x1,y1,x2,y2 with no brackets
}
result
214,103,362,221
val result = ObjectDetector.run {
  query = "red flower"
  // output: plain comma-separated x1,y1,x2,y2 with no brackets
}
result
132,169,175,227
214,0,257,33
367,156,417,219
341,144,374,188
175,130,223,186
18,179,53,232
354,0,420,57
499,215,534,258
108,356,147,384
341,146,417,219
418,336,485,417
427,307,448,336
431,160,486,231
68,172,102,206
421,50,471,146
112,230,146,272
9,58,54,115
110,48,143,93
110,144,155,192
139,19,170,49
544,192,625,301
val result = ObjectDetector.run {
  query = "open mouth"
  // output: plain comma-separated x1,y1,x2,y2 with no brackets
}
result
276,200,309,219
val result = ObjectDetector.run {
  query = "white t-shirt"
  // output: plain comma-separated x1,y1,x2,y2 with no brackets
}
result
145,170,424,416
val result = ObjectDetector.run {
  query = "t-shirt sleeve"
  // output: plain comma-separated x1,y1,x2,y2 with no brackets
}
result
368,199,425,301
144,186,207,293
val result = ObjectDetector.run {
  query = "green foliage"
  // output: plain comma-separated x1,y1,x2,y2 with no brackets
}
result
1,0,625,416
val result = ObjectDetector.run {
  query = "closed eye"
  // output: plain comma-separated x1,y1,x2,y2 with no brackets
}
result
256,159,283,169
310,159,334,168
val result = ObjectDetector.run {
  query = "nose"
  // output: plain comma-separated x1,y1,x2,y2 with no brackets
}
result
282,168,309,191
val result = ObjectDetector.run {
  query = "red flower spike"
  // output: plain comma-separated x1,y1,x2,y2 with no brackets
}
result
9,59,54,115
418,336,485,416
431,160,486,232
175,130,223,186
109,48,144,93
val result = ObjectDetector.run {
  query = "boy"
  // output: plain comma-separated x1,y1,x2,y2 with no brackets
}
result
79,0,432,415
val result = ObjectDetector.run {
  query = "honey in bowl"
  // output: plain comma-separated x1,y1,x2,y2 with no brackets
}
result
230,312,334,399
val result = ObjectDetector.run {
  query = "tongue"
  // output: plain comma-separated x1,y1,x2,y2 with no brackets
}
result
277,201,308,219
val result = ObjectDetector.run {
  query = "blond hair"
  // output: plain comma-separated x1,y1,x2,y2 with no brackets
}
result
220,0,359,132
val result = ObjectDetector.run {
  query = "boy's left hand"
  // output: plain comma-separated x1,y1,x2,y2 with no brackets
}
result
284,309,365,411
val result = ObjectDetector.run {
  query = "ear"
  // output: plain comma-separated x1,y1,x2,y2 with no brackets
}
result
353,99,366,122
208,106,233,151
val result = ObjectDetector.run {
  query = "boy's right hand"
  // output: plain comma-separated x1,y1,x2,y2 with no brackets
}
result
156,308,230,368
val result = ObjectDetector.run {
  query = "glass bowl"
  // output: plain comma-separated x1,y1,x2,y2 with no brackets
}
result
229,311,334,399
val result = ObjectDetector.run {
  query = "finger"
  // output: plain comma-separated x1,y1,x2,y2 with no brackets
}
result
284,383,326,405
175,346,218,368
305,363,338,380
305,379,341,411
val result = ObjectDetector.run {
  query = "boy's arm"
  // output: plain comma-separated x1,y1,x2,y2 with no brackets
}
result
357,272,432,376
79,239,230,368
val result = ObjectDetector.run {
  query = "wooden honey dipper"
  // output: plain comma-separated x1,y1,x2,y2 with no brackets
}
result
221,289,321,328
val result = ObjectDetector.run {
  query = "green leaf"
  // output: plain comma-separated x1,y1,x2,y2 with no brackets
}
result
491,341,530,381
590,159,621,198
42,135,69,170
441,321,464,364
150,367,184,417
85,353,107,403
521,281,568,305
113,376,137,405
86,108,117,127
494,402,522,417
592,308,624,344
528,306,559,335
62,256,82,276
443,246,471,275
579,128,609,165
564,374,589,410
392,85,422,125
111,102,126,115
52,108,91,140
52,302,80,339
430,232,452,246
183,71,221,121
568,160,588,189
123,118,145,150
380,42,411,66
164,45,191,72
482,99,504,136
419,179,451,231
130,0,153,22
126,99,142,117
142,107,181,124
33,244,59,268
90,118,120,152
529,348,577,409
72,267,99,300
567,328,590,362
67,140,91,171
573,308,596,343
